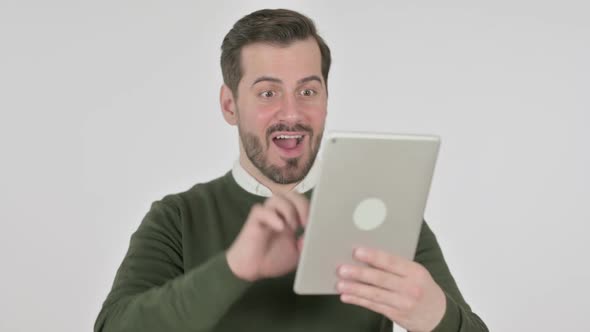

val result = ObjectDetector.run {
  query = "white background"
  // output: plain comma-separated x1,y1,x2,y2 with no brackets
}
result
1,0,588,331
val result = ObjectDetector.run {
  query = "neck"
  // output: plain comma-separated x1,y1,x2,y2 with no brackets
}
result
238,151,299,196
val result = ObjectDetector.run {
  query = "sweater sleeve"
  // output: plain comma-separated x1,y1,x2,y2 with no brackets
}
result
413,221,489,332
94,199,252,332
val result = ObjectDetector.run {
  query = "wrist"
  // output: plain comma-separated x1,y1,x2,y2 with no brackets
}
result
226,249,258,282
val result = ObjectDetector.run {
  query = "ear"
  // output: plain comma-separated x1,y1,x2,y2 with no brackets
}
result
220,84,238,126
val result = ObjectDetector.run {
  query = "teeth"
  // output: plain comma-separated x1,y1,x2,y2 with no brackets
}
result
275,135,303,140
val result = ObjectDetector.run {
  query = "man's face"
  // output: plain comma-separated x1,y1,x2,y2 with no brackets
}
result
231,38,327,184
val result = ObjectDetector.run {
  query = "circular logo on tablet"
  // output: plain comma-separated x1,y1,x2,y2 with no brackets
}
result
353,198,387,231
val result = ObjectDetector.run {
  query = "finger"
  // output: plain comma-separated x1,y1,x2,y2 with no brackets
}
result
337,264,405,292
352,247,414,277
252,205,287,233
296,235,304,252
282,191,310,227
337,281,409,310
264,195,299,231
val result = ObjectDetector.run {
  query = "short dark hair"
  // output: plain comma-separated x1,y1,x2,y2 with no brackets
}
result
221,9,331,97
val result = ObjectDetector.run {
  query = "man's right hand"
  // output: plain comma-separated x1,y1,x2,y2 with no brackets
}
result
226,191,309,282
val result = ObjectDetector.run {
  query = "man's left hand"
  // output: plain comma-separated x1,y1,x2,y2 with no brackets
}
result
336,247,446,332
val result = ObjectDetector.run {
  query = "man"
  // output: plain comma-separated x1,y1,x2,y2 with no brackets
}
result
95,9,488,332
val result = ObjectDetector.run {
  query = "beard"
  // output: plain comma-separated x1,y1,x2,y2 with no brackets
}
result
238,122,322,185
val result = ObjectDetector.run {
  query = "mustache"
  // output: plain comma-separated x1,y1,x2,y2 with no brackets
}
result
266,123,313,138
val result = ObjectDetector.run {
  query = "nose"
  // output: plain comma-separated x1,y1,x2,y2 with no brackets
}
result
276,94,303,122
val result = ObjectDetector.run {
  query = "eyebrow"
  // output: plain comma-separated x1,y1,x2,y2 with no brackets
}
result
251,75,323,87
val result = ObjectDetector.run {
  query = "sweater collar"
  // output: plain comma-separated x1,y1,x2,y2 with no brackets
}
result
231,159,320,197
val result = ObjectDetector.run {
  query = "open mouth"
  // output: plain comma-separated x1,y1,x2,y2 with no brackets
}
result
271,132,306,155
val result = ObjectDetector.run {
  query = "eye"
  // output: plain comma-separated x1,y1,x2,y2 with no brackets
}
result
300,89,317,97
259,90,277,98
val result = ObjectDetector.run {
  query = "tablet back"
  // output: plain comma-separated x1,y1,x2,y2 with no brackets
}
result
294,132,440,294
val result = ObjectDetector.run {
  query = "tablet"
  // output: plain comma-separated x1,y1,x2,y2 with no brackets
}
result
293,132,440,294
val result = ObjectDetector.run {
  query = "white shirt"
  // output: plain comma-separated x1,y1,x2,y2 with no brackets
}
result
231,159,320,197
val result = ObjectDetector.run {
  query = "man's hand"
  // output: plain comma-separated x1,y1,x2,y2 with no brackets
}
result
336,247,446,332
226,192,308,282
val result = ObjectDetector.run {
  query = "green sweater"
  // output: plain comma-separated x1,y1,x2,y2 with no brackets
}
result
95,172,488,332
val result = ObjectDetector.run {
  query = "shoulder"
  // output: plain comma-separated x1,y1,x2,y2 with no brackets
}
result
152,172,232,217
133,173,231,241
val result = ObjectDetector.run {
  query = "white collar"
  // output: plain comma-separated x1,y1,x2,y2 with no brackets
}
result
231,159,320,197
